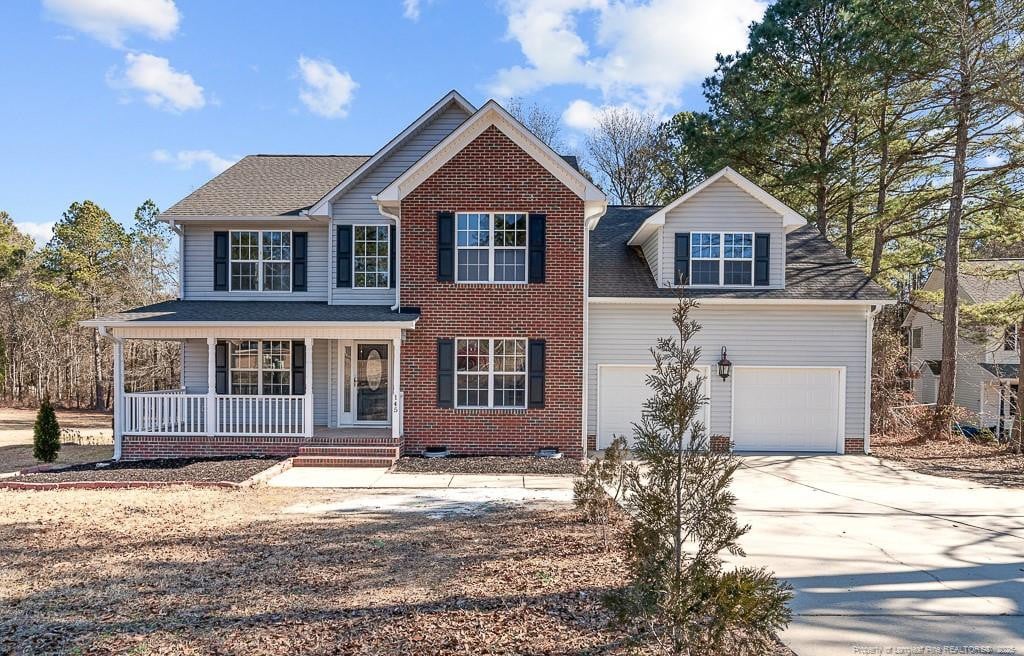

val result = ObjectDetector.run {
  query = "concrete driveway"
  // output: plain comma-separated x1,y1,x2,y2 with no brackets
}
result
732,455,1024,655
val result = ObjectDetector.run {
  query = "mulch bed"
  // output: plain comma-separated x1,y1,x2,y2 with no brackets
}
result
12,456,282,484
0,487,792,655
394,455,584,475
873,435,1024,488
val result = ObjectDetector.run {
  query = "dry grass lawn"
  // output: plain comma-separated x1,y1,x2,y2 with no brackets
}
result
873,433,1024,488
0,408,113,473
0,486,638,655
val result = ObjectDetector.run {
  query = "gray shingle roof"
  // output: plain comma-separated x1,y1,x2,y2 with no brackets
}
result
90,300,419,324
959,260,1024,304
979,362,1019,380
590,206,893,301
162,155,370,217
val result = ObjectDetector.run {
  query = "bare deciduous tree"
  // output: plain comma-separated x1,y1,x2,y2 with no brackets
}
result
506,97,563,150
586,107,661,205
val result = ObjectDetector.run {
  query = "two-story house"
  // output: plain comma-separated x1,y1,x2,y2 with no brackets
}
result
903,261,1021,437
85,91,892,464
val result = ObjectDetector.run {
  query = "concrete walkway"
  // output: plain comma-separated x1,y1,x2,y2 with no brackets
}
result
733,455,1024,655
267,466,576,490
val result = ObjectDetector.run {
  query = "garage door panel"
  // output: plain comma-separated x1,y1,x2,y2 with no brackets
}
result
733,367,841,452
598,365,709,449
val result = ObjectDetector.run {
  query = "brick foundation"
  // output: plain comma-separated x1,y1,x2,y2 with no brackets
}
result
844,437,866,454
710,435,732,452
121,434,306,460
399,125,585,458
587,434,597,451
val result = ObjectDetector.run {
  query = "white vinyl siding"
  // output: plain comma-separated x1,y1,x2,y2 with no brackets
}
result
588,303,870,441
640,230,660,283
660,178,784,289
331,103,471,305
181,221,327,301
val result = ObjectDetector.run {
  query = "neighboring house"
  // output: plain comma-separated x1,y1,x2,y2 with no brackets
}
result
85,92,892,464
903,261,1021,435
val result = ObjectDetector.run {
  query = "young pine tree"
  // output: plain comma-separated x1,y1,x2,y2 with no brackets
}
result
33,395,61,463
610,297,792,655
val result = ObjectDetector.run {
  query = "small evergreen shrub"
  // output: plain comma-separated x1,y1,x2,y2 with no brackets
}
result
574,436,628,548
33,396,61,463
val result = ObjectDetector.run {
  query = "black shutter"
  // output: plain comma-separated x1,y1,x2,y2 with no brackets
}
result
336,225,352,288
674,233,690,286
215,341,228,394
437,338,455,408
528,339,545,409
214,231,228,291
754,233,770,286
437,211,455,282
389,224,397,289
292,232,307,292
528,213,546,283
292,341,306,395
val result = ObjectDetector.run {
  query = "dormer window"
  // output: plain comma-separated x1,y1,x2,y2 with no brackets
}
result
690,232,754,286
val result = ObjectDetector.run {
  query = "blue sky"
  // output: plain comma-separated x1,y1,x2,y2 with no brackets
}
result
0,0,766,243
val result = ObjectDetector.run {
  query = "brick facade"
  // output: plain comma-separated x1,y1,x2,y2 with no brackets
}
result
844,437,866,454
709,435,732,453
398,125,585,457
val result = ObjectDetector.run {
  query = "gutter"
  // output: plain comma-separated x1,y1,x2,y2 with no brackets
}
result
376,204,403,312
864,303,883,454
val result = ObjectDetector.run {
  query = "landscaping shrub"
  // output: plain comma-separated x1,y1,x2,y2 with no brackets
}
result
33,396,61,463
574,436,627,548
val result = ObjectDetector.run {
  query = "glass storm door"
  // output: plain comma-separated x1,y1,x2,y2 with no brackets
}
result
356,343,389,422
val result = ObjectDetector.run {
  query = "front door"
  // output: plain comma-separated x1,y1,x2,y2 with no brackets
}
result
356,343,389,422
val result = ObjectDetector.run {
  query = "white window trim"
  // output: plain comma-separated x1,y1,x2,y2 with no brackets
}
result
688,231,755,288
229,230,293,293
352,224,391,290
455,337,528,409
912,327,923,350
228,340,295,396
455,211,529,284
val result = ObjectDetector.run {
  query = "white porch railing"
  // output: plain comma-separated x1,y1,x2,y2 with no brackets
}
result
215,395,306,436
125,392,207,435
122,393,307,436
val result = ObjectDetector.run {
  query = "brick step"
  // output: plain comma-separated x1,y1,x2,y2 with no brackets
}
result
297,445,399,458
305,436,401,447
292,455,396,468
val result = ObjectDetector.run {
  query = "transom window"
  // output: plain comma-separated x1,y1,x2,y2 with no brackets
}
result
353,225,390,288
455,338,527,408
456,212,527,283
229,340,292,395
690,232,753,286
230,231,291,292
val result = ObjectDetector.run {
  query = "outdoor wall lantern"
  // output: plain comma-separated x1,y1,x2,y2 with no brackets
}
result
717,347,732,381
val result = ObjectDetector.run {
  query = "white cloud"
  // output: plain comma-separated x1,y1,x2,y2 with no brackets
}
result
403,0,421,20
152,149,236,174
15,221,55,246
42,0,180,48
297,56,358,119
108,52,205,112
562,99,603,131
490,0,765,114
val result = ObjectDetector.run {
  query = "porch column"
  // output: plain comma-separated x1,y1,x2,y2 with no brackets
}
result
304,337,314,437
392,335,402,439
206,337,217,437
112,337,124,460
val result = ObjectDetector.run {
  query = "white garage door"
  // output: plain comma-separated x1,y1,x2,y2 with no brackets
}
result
598,365,709,449
732,367,843,452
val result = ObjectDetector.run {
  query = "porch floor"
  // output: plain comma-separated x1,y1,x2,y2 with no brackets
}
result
312,426,392,439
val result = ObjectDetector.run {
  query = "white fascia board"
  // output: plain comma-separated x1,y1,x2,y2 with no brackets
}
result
157,215,320,223
307,91,476,217
625,167,807,246
375,100,606,209
588,296,895,306
80,319,419,329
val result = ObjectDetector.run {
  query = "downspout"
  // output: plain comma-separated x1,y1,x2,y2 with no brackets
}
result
167,219,184,299
98,326,124,460
864,303,883,454
376,203,402,312
582,202,608,456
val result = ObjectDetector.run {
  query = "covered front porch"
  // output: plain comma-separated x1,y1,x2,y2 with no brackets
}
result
85,300,419,460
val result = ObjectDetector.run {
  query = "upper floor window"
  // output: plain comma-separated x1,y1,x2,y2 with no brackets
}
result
1005,325,1019,351
230,230,291,292
690,232,753,286
911,327,923,349
456,212,527,283
354,225,390,289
